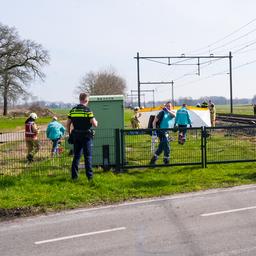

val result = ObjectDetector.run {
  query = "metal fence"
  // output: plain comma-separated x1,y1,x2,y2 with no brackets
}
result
1,126,256,177
204,126,256,166
120,128,203,168
0,130,70,176
119,126,256,169
0,128,118,177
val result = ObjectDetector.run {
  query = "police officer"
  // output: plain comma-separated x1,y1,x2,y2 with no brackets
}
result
67,93,98,181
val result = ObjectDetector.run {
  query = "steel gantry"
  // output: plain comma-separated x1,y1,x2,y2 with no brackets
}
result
131,89,156,107
134,52,233,113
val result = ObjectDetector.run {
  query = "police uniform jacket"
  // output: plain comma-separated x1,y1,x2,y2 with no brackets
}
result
68,104,94,140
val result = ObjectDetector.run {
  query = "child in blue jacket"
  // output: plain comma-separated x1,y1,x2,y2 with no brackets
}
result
46,116,66,156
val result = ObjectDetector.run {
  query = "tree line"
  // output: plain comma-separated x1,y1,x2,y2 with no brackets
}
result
175,96,254,106
1,22,254,115
128,96,255,108
0,23,50,115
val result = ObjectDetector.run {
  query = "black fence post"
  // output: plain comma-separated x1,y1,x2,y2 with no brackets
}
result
114,129,121,173
201,126,207,168
201,126,204,168
120,129,125,170
204,126,207,168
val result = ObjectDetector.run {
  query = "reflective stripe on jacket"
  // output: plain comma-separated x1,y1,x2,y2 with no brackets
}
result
68,104,94,131
68,109,94,118
25,121,37,139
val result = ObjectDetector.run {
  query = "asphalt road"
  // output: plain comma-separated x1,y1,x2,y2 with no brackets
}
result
1,184,256,256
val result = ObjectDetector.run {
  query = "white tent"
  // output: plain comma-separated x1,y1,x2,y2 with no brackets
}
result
137,106,211,128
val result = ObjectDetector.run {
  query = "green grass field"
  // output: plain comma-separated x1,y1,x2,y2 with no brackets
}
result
0,116,52,132
0,108,68,132
0,162,256,219
49,108,70,117
0,104,254,132
0,105,256,219
216,104,254,115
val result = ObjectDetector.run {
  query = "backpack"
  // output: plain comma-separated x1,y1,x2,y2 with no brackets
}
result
147,111,164,129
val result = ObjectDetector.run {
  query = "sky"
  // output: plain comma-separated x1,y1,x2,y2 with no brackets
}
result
1,0,256,104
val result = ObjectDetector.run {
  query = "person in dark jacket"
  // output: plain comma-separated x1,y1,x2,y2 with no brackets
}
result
150,102,176,165
67,93,98,181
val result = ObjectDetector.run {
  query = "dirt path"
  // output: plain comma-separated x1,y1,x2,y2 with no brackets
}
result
0,125,48,143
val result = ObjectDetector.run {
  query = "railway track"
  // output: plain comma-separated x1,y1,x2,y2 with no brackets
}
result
217,113,256,125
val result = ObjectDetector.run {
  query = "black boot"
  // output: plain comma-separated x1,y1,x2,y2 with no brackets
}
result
27,154,33,163
150,155,157,165
163,158,170,165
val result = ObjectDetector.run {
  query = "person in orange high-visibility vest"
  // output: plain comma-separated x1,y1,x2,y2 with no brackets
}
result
25,112,40,163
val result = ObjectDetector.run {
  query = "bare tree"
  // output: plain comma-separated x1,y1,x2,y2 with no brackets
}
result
77,69,126,96
0,23,50,115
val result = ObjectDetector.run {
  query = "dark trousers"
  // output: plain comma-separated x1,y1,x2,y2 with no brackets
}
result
51,138,60,154
178,125,187,138
155,132,170,159
71,137,93,180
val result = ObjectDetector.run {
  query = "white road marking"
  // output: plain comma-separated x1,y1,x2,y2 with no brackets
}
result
68,184,256,215
201,205,256,217
5,184,256,227
35,227,126,245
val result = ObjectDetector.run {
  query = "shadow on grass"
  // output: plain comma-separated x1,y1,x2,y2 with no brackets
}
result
229,172,256,181
0,171,70,188
0,176,16,188
131,178,186,189
132,179,169,188
168,165,202,173
35,176,70,185
125,165,201,176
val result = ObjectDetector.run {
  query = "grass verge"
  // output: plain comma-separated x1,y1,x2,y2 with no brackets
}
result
1,162,256,220
0,116,52,132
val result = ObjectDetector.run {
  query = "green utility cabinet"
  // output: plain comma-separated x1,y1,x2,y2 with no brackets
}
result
88,95,124,168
